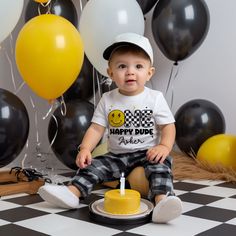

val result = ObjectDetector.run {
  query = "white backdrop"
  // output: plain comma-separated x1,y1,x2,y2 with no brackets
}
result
1,0,235,169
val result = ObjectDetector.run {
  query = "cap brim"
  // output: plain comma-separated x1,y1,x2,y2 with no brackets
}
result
103,42,134,61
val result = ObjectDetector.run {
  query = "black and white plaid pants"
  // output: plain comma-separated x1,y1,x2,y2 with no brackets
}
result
70,150,174,201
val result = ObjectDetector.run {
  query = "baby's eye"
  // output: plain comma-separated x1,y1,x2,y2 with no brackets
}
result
136,64,143,69
118,64,126,69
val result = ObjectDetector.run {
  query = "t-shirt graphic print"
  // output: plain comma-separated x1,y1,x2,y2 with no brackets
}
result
92,87,175,154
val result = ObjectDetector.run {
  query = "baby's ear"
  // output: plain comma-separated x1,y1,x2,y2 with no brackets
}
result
150,66,155,75
107,68,113,78
147,67,155,80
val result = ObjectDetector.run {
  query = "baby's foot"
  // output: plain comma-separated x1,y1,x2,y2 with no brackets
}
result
38,184,80,209
152,196,182,223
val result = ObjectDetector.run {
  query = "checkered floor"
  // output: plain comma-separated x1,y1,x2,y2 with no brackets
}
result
1,172,236,236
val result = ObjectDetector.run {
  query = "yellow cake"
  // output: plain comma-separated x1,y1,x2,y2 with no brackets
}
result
104,189,141,215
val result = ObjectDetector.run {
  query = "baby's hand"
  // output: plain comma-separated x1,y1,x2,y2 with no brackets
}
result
76,149,92,169
146,145,170,164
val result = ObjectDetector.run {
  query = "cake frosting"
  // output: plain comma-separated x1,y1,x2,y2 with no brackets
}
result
104,189,141,215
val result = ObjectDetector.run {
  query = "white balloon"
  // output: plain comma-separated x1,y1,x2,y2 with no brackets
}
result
0,0,24,44
79,0,144,76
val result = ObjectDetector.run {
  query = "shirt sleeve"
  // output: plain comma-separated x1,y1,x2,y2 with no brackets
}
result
154,92,175,125
91,95,107,127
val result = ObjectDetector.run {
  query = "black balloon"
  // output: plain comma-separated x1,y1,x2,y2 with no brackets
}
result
62,55,97,102
152,0,210,63
175,99,225,157
0,89,29,167
48,100,94,169
136,0,158,14
62,56,117,102
25,0,78,27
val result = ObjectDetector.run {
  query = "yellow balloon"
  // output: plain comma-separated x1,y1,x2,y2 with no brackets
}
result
197,134,236,170
34,0,49,3
15,14,84,100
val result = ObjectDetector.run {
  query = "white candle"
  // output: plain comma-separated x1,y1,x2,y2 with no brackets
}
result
120,172,125,195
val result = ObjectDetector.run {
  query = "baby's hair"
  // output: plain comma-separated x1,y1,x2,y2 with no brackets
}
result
108,44,151,64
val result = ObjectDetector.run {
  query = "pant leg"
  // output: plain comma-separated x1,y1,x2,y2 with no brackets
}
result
69,152,127,197
144,156,174,201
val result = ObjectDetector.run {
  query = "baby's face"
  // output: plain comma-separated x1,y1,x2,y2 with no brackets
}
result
107,52,155,96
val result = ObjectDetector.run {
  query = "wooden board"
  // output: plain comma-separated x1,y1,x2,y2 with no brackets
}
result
0,169,45,196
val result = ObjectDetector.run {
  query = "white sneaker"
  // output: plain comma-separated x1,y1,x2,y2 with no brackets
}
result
152,196,182,223
38,184,80,209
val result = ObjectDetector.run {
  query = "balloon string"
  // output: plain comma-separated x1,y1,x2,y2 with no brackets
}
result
79,0,83,12
42,102,54,120
4,37,25,95
46,115,60,179
99,75,112,91
30,96,41,145
189,147,197,159
40,0,52,7
38,0,52,15
2,34,29,168
30,95,48,168
60,95,67,116
170,66,179,108
3,47,16,91
95,67,101,104
15,82,25,95
104,76,113,87
47,114,58,152
29,95,35,108
92,67,96,109
2,34,22,93
35,111,40,144
165,63,179,108
21,139,29,169
165,65,174,96
9,33,14,55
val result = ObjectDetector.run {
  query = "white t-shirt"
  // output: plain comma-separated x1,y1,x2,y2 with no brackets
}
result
92,87,175,154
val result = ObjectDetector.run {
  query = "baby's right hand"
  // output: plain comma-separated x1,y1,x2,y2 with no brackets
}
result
76,149,92,169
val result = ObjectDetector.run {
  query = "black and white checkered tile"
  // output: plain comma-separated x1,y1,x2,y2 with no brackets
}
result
0,173,236,236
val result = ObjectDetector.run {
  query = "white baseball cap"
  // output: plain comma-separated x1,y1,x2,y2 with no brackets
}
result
103,32,154,65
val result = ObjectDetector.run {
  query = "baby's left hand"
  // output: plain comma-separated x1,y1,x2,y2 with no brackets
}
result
146,145,170,164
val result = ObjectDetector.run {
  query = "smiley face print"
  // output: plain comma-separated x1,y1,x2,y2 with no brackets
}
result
108,110,125,127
